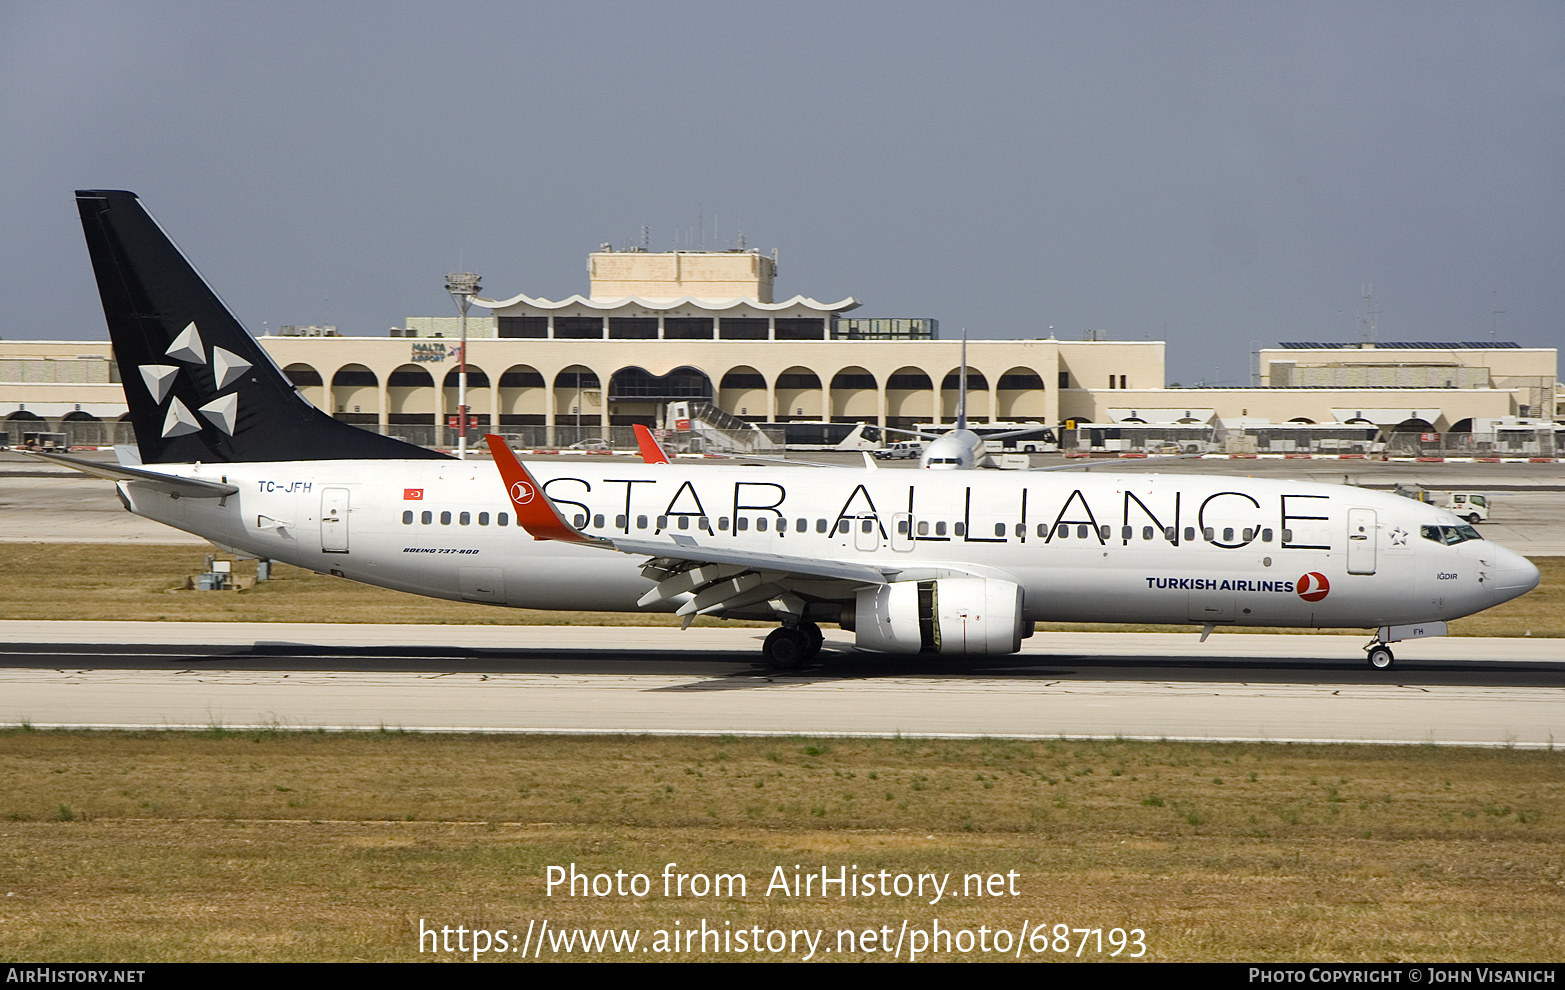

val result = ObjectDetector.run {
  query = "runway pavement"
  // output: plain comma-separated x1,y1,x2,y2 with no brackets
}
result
2,622,1561,747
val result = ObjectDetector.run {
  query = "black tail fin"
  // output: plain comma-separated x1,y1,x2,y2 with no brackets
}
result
75,190,447,463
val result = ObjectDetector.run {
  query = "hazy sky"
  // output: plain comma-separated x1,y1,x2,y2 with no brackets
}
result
3,1,1562,385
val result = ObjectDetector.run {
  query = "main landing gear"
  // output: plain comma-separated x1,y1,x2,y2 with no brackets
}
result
763,622,824,671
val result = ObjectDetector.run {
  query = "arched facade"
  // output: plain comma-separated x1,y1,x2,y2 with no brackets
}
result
719,366,767,420
829,367,877,422
774,367,823,421
330,364,378,423
388,364,435,423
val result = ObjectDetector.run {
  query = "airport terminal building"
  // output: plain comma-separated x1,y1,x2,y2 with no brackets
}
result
3,245,1559,452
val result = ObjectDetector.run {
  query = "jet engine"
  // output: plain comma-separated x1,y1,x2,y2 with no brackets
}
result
853,578,1024,655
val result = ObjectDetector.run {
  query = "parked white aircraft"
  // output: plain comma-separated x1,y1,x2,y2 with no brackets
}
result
46,191,1540,670
916,331,1057,469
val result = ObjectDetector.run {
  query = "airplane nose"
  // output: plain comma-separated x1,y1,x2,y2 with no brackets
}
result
1490,545,1541,603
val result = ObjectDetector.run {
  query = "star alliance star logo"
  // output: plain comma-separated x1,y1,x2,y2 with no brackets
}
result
137,321,248,437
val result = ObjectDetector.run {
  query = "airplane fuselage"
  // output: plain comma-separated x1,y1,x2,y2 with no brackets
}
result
117,459,1534,634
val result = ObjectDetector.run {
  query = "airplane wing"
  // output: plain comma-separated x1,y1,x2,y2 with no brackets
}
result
486,435,892,624
21,450,240,498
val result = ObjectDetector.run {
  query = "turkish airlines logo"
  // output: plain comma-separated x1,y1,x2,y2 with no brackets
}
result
403,488,423,500
1297,572,1330,602
510,481,535,505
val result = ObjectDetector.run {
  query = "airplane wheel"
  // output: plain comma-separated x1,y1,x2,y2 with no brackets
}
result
1367,645,1394,670
801,621,824,658
764,627,811,671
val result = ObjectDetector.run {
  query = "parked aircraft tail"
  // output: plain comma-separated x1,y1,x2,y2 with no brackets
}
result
75,190,446,463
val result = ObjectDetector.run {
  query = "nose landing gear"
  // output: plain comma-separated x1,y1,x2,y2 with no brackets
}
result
1365,643,1395,669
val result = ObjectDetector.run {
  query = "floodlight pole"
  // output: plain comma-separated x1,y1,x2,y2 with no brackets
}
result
445,273,481,459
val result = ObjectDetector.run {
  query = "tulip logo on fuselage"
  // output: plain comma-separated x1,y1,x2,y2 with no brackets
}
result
510,481,534,504
1297,572,1330,602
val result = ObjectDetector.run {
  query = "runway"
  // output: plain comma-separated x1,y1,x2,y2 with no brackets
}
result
3,622,1561,747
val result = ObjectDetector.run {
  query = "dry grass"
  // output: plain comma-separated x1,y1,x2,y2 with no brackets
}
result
0,730,1561,961
0,543,1558,635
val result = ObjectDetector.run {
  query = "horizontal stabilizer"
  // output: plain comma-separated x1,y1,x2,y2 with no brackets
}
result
22,450,239,498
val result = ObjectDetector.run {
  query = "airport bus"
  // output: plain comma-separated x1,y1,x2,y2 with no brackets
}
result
760,421,883,451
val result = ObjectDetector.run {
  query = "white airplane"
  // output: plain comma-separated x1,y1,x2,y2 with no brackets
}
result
45,190,1540,671
916,331,1056,469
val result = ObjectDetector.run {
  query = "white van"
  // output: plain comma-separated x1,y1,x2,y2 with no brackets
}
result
1445,492,1491,524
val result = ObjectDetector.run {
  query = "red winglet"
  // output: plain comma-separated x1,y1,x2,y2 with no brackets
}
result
484,434,603,544
633,423,670,464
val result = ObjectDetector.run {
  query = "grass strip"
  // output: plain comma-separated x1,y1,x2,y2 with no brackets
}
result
0,729,1560,961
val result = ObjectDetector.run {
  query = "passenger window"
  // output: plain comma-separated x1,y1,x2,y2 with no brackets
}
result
777,518,788,533
402,510,413,525
954,522,965,536
1282,529,1293,542
837,519,850,534
1056,524,1069,539
1037,523,1047,537
1100,525,1111,540
1143,526,1154,540
613,514,624,528
1261,528,1272,542
738,518,750,532
441,511,452,525
797,519,807,533
719,517,729,531
816,519,828,533
755,517,767,532
572,514,585,528
593,514,604,528
1203,527,1214,541
861,519,873,534
1184,527,1195,541
1165,527,1176,541
1223,527,1234,541
1014,523,1025,538
898,520,910,535
498,513,508,526
918,521,929,536
1242,528,1254,542
657,515,668,529
480,512,490,526
699,516,709,531
1077,525,1089,539
1122,526,1133,540
678,516,690,530
935,521,947,536
994,523,1006,537
460,511,471,526
637,515,648,530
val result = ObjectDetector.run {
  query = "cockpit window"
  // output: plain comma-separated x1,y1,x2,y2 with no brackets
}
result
1421,524,1484,545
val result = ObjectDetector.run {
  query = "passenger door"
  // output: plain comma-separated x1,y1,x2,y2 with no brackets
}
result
321,488,350,553
1346,508,1376,574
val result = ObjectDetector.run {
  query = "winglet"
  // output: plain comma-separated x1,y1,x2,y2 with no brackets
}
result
485,434,608,545
633,424,671,464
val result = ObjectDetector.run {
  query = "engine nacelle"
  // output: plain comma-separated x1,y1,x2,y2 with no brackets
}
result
854,578,1024,655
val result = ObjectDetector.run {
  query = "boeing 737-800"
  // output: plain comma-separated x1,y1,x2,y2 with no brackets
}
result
44,190,1540,670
